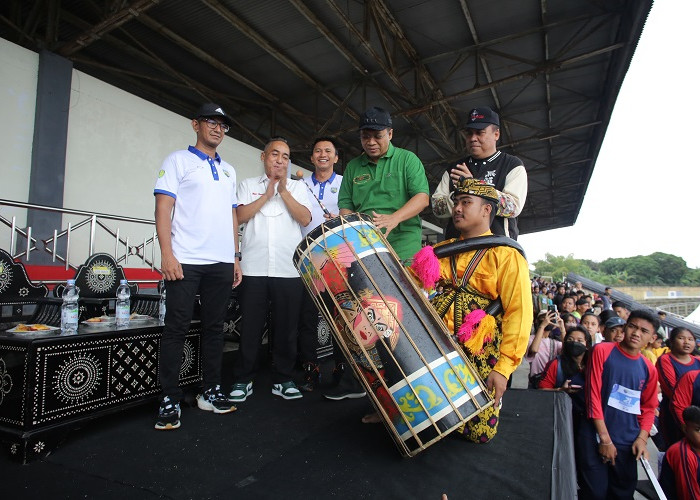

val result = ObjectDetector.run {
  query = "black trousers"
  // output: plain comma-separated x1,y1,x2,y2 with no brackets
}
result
235,276,303,384
297,288,319,364
159,262,233,401
577,420,639,500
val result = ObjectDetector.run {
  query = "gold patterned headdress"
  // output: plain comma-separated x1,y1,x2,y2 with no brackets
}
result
451,178,499,203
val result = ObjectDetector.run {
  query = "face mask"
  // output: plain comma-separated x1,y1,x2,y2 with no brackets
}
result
564,341,587,357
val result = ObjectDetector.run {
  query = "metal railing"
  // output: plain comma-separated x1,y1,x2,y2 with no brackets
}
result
1,199,161,284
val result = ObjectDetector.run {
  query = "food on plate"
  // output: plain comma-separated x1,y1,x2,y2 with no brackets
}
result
86,316,112,323
14,324,52,331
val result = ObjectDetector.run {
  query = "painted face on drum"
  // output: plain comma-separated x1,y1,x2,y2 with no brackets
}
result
353,305,391,347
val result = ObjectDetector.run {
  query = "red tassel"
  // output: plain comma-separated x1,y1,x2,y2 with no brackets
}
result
410,246,441,289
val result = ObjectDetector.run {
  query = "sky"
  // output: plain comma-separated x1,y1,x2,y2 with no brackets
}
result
518,0,700,269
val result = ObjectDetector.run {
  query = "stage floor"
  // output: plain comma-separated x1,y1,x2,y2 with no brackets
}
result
1,355,572,500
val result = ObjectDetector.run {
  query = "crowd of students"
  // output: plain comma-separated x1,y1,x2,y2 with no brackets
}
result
526,279,700,500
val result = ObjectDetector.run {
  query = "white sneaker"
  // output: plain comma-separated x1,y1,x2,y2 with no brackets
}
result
272,381,303,400
229,382,253,403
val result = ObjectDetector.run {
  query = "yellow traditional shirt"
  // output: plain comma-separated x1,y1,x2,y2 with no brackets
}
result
641,348,658,366
435,231,533,378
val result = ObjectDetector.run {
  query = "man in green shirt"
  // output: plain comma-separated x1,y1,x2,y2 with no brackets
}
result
338,106,429,262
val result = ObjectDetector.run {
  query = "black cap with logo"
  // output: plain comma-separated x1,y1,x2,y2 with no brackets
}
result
358,106,393,130
465,107,500,130
194,102,233,127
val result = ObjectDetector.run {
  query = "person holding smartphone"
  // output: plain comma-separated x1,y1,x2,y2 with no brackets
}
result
526,308,565,387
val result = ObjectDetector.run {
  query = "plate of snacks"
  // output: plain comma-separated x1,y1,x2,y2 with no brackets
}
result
82,316,116,326
128,313,154,322
7,324,60,333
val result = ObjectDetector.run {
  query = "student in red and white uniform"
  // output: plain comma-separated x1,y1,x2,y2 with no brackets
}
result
659,405,700,500
657,327,700,448
578,310,660,500
672,370,700,428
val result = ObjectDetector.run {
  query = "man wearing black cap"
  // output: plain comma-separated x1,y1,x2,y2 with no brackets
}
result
338,106,430,262
153,103,241,430
431,107,528,240
327,106,429,401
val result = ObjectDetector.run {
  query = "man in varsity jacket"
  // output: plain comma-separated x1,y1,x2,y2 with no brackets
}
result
431,107,528,240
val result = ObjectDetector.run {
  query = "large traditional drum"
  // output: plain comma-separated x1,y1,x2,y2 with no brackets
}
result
294,213,493,457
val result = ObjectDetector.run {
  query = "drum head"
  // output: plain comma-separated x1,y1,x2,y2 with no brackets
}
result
295,213,372,259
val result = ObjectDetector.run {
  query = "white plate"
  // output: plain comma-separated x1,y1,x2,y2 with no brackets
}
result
82,317,116,326
128,314,155,322
7,324,60,333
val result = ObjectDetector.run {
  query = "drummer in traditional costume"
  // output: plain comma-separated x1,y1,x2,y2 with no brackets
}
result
411,178,532,443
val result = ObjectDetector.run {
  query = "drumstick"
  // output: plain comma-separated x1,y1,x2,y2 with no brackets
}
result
298,171,332,217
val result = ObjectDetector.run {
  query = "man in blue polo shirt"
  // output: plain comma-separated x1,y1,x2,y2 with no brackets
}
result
153,103,242,430
297,137,343,391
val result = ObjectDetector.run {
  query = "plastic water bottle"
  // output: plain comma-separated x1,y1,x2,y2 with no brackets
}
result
158,281,166,322
61,279,80,334
116,279,131,327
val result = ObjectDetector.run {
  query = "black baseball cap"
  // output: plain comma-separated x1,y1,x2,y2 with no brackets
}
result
194,102,233,127
359,106,392,130
465,107,500,130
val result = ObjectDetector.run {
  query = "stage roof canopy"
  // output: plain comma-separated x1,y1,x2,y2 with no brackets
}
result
0,0,653,233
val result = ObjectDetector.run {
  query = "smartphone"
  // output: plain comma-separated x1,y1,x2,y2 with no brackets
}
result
547,305,558,318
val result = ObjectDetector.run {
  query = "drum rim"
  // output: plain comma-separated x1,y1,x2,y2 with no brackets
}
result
295,212,372,255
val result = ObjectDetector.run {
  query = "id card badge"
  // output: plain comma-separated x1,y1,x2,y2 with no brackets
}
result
607,383,641,415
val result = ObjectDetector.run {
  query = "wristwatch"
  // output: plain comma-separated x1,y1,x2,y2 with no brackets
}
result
235,252,242,261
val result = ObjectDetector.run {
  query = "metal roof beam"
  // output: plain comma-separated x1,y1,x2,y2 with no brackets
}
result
289,0,452,159
398,43,625,114
371,0,460,130
58,0,161,56
367,12,609,80
199,0,359,122
323,0,455,157
457,0,506,124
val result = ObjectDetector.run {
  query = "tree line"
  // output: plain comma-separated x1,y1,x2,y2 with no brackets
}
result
532,252,700,286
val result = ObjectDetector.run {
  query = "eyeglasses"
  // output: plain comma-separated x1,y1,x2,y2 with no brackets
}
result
200,118,230,133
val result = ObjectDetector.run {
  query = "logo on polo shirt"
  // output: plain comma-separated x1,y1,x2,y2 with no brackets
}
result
331,187,338,193
353,174,371,185
158,169,165,178
223,169,230,177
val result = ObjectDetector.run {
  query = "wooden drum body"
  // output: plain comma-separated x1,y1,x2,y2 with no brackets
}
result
294,213,493,456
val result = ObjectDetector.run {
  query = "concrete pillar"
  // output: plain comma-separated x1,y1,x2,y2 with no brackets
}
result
26,50,72,264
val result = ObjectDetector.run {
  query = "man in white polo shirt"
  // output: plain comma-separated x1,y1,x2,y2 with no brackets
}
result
153,103,242,430
230,137,312,401
297,137,343,391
